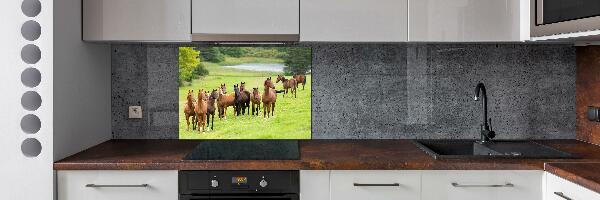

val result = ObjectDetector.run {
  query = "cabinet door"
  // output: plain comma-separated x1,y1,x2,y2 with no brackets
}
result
422,170,543,200
300,0,408,42
300,170,330,200
330,170,420,200
192,0,299,40
82,0,191,41
546,172,600,200
57,170,178,200
409,0,529,42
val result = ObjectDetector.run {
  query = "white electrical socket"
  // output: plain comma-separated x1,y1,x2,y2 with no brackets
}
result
128,106,143,119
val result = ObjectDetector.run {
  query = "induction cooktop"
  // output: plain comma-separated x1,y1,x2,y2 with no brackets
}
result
183,140,300,160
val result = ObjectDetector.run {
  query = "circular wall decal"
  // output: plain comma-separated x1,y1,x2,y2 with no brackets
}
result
21,114,41,134
21,138,42,157
21,91,42,111
21,44,41,64
21,68,41,88
21,0,41,17
21,20,41,41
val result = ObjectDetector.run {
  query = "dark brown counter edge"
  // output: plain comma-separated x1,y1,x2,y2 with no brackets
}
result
545,162,600,194
54,139,600,170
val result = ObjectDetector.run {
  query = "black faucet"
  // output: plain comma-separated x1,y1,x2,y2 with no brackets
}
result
474,82,495,143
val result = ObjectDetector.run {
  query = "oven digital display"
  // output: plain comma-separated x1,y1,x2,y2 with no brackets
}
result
232,176,248,185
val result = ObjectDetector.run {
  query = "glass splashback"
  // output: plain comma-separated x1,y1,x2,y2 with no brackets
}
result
178,47,311,139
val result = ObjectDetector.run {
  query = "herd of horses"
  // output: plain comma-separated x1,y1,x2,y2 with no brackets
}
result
184,74,307,132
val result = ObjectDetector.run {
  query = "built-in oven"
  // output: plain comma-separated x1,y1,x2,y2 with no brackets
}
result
532,0,600,37
179,171,299,200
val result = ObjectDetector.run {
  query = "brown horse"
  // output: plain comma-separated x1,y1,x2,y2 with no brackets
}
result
220,83,227,94
206,89,218,130
262,78,277,118
217,87,235,119
233,84,243,116
293,74,306,90
264,77,275,89
276,75,297,98
240,82,247,92
250,88,261,116
195,90,208,132
239,82,251,115
184,90,196,131
264,77,284,94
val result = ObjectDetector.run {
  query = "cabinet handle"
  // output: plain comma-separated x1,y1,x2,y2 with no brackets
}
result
85,184,149,188
451,182,514,188
353,183,400,187
553,192,573,200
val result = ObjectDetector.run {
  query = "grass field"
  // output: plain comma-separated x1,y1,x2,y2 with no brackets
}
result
179,59,311,139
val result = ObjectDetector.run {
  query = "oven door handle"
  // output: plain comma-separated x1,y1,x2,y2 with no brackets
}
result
180,194,299,200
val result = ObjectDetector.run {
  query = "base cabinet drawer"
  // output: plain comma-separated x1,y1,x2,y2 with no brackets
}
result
330,170,421,200
545,173,600,200
422,170,543,200
57,170,178,200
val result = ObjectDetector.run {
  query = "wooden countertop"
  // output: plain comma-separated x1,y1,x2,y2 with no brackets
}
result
54,139,600,170
54,139,600,194
545,162,600,194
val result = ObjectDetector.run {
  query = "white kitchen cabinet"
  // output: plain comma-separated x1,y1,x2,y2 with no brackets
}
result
300,0,408,42
300,171,330,200
82,0,191,42
329,170,420,200
57,170,178,200
421,170,543,200
191,0,299,41
545,172,600,200
409,0,529,42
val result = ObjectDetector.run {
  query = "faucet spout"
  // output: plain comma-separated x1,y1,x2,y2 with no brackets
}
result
474,83,495,143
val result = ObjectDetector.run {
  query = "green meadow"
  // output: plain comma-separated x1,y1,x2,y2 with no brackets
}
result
178,58,312,139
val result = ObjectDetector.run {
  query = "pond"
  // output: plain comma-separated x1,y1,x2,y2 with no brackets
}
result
222,63,286,72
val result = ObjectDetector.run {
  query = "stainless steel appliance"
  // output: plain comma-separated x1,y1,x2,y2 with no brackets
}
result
179,171,299,200
533,0,600,37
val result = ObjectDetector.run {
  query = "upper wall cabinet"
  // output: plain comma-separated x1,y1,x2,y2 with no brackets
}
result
409,0,530,42
300,0,408,42
82,0,191,42
192,0,300,42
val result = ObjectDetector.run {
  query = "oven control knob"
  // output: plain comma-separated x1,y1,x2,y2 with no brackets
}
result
210,179,219,188
259,179,268,188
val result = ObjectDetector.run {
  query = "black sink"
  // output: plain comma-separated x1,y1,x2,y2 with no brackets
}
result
413,140,576,160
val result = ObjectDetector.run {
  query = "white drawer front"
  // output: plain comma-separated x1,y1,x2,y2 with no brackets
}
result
422,170,543,200
57,170,178,200
330,170,421,200
546,172,600,200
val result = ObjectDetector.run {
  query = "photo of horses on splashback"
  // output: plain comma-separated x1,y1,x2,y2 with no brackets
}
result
178,47,311,139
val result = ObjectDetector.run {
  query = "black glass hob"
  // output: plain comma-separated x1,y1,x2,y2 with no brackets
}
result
183,140,300,160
